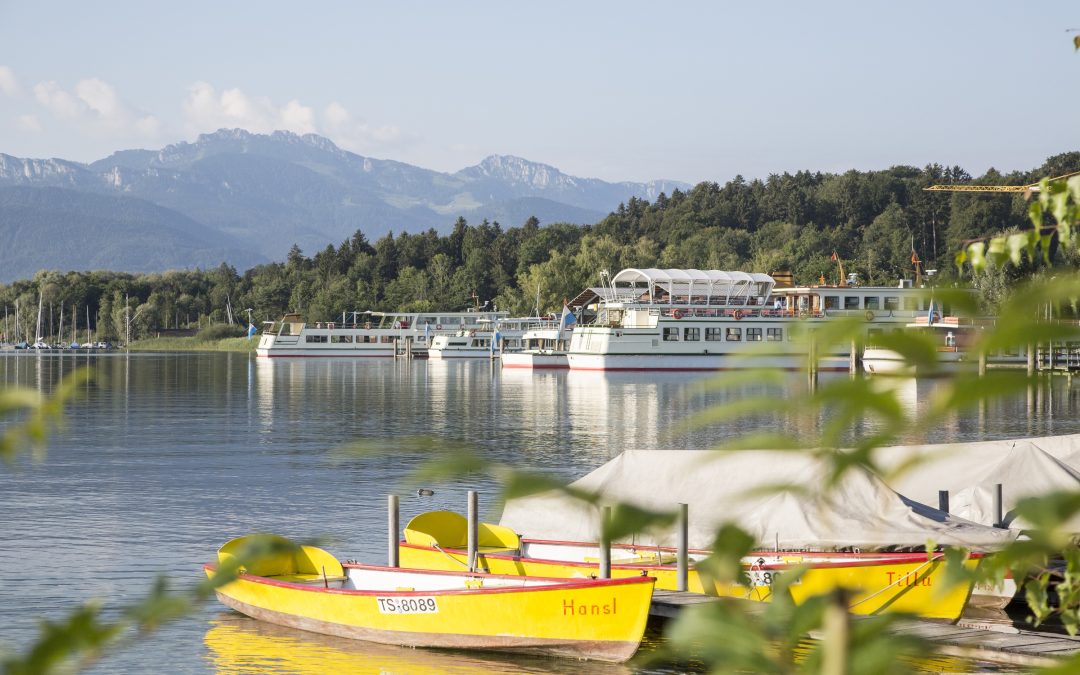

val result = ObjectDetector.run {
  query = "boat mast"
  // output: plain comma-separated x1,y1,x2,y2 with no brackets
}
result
35,293,43,344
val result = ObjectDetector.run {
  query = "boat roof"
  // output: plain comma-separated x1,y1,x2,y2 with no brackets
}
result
612,268,774,285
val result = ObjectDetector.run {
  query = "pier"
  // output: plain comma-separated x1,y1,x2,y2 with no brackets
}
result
650,590,1080,667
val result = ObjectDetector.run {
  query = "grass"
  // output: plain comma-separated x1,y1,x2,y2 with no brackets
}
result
127,336,257,352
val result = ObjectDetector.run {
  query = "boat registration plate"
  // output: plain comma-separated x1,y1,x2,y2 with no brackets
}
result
743,570,800,587
376,596,439,614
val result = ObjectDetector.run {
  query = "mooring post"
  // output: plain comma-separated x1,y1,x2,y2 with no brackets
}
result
978,350,987,377
467,490,479,572
599,505,611,579
938,490,949,514
388,494,399,567
1027,343,1035,376
849,338,857,378
677,503,689,592
993,483,1004,528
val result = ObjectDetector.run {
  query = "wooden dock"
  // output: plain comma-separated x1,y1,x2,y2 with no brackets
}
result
650,590,1080,667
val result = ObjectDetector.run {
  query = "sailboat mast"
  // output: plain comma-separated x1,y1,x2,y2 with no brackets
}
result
36,294,43,343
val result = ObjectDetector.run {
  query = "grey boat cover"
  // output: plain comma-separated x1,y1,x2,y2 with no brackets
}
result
874,433,1080,531
499,449,1018,551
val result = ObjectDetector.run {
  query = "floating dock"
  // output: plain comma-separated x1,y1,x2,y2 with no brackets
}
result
650,590,1080,668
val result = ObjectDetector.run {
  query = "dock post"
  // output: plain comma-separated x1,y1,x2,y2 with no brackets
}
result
467,490,479,573
1027,344,1035,376
978,350,987,377
993,483,1004,528
677,503,689,592
599,506,611,579
938,490,949,513
388,494,399,567
849,338,857,379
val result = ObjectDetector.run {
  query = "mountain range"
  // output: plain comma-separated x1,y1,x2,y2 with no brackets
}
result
0,129,690,282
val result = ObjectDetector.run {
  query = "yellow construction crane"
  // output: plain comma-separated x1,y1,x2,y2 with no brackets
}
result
924,170,1080,193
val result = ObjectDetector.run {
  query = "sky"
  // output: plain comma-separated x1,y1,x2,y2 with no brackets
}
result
0,1,1078,185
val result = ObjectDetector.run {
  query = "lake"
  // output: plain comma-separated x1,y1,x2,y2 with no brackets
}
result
2,352,1077,673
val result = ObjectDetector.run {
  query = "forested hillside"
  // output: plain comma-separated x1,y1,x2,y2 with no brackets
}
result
2,153,1078,343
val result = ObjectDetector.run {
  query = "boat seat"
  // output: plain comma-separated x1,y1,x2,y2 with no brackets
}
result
218,534,345,579
271,573,348,585
403,511,520,554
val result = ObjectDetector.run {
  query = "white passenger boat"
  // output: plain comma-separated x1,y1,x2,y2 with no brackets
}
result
501,322,571,369
861,315,1028,375
256,310,507,358
566,268,947,372
427,318,539,359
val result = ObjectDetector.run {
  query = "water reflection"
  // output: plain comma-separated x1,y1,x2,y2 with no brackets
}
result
203,616,634,675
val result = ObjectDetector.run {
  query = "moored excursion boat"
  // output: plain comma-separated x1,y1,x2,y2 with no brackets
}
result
398,511,982,621
256,310,508,358
500,324,572,369
566,268,956,372
206,535,655,663
862,315,1028,375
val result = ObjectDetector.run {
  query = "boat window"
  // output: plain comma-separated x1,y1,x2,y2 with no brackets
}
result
683,327,700,341
705,327,723,341
380,336,395,343
305,335,328,343
663,327,680,341
824,296,839,310
746,328,762,342
726,327,742,341
884,296,900,310
865,297,880,310
904,297,920,311
844,296,860,310
450,340,467,346
441,317,462,325
331,335,353,344
767,327,782,341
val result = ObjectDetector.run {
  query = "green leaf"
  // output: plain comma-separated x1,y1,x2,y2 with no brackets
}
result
986,236,1008,268
966,241,986,273
1028,198,1044,229
1006,232,1030,266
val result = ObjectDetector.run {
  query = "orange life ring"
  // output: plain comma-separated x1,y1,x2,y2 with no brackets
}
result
733,310,742,321
436,324,442,330
864,310,875,322
672,309,683,320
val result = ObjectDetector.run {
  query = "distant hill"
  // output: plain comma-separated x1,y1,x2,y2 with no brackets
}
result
0,130,690,279
0,186,263,282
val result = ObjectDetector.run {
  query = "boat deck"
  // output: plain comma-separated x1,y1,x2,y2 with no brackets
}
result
650,590,1080,667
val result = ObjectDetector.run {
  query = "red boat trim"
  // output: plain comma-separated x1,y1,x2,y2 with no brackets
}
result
204,562,654,596
401,540,978,572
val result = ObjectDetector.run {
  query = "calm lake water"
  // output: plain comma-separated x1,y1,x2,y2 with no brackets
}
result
2,352,1079,673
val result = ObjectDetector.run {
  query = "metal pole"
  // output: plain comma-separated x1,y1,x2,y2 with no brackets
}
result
938,490,949,513
599,506,611,579
387,494,399,567
677,503,689,592
993,483,1003,528
1027,343,1035,376
467,490,479,572
849,338,857,378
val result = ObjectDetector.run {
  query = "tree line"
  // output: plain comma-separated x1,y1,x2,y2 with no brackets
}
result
2,153,1078,342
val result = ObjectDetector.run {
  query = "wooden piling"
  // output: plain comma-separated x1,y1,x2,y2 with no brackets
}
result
938,490,949,513
599,506,611,579
677,503,689,592
467,490,479,572
993,483,1003,528
387,495,399,567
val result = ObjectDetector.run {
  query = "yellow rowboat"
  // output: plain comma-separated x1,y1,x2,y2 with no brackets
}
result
399,511,982,622
205,535,656,663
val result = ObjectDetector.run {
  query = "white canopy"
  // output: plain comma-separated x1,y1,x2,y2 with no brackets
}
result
500,450,1017,552
609,268,775,305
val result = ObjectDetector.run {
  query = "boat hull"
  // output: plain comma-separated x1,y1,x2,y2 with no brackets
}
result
399,542,977,621
206,564,653,663
501,352,569,369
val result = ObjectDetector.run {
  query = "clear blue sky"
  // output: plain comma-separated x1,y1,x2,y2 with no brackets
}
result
1,1,1077,184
